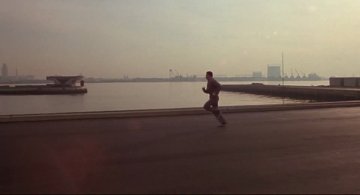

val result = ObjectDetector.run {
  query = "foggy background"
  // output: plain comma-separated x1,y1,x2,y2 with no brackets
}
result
1,0,360,78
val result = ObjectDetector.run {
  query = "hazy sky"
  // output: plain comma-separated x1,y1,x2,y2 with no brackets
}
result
1,0,360,78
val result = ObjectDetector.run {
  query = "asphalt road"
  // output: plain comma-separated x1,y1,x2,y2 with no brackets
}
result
1,107,360,194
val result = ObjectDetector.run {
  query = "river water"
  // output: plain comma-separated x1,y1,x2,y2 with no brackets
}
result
0,80,329,115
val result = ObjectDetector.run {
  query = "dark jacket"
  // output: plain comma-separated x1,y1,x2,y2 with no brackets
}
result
203,77,221,98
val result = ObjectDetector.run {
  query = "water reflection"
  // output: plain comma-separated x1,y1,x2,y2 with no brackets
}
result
0,81,327,115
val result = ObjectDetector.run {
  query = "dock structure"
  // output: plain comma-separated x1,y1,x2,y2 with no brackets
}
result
46,76,84,87
222,83,360,101
0,75,87,95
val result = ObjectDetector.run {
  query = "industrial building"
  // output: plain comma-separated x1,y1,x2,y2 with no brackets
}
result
0,63,35,82
252,71,263,78
267,65,281,79
1,63,8,79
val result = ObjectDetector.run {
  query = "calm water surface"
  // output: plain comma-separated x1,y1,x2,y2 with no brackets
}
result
0,81,329,115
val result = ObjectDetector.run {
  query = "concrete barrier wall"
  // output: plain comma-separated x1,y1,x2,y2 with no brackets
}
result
2,101,360,123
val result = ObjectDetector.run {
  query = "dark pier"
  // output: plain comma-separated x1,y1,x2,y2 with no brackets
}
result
222,84,360,101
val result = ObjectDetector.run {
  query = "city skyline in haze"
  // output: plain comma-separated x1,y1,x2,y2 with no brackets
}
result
1,0,360,78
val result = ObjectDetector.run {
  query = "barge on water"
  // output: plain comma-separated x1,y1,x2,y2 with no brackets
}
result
0,76,87,95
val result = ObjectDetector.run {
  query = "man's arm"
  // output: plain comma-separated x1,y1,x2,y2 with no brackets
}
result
202,87,209,94
212,80,221,96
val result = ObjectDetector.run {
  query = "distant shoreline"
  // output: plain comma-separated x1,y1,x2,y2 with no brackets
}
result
0,77,327,85
84,77,326,83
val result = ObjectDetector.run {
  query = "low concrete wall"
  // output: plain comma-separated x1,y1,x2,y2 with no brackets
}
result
2,101,360,123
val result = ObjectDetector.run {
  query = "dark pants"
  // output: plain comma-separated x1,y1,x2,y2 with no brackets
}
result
203,96,226,124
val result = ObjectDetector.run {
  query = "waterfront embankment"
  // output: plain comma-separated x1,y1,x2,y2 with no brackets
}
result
222,84,360,101
2,100,360,123
1,105,360,193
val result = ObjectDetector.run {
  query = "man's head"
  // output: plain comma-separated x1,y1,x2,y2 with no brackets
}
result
206,71,213,80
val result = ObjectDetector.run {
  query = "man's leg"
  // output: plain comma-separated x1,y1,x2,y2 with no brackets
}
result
216,112,227,125
210,97,226,125
212,106,226,125
203,100,211,112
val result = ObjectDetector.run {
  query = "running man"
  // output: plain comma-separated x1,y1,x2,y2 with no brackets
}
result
202,71,227,126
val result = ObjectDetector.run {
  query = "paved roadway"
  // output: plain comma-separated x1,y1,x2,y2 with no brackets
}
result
1,107,360,194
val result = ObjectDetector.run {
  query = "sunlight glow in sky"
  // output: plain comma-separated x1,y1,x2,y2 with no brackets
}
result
1,0,360,78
